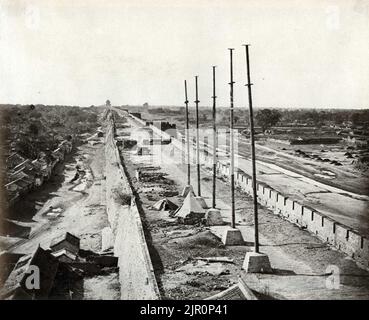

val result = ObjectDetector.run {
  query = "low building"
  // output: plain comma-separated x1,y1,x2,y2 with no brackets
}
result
52,148,65,162
6,153,26,170
58,140,73,154
6,170,35,194
136,146,151,155
12,159,32,173
268,136,341,145
51,249,78,263
342,134,368,147
50,232,80,256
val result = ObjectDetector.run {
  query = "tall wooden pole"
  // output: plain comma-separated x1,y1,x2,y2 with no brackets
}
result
194,76,201,196
212,66,217,209
184,80,191,186
243,44,259,253
229,48,236,229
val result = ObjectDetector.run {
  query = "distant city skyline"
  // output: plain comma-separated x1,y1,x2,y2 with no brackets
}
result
1,0,368,109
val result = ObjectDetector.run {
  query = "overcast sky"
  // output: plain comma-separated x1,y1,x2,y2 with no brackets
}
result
0,0,368,109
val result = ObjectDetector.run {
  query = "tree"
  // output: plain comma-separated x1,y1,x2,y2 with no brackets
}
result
30,110,42,119
87,113,98,123
16,137,38,159
255,109,281,133
333,112,346,125
305,110,321,125
29,123,39,136
351,112,362,126
67,108,80,117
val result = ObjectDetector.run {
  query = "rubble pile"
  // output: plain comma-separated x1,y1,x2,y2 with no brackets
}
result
0,232,118,300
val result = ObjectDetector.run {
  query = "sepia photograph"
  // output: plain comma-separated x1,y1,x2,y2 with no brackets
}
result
0,0,369,307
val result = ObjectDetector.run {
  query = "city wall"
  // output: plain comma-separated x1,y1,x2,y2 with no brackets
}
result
126,112,369,269
204,147,369,269
104,112,160,300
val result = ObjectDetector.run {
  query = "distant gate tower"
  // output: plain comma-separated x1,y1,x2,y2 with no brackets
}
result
106,99,111,107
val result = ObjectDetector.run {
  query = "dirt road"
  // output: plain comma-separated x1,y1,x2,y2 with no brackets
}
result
5,141,107,255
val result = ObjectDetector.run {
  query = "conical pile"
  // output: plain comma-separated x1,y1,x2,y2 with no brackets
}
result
175,192,205,224
153,198,178,211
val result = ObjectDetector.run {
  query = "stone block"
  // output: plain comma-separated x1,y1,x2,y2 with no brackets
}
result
222,227,244,246
242,252,273,273
204,208,224,226
195,196,208,209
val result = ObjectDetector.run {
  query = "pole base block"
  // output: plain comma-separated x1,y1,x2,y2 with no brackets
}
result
181,185,194,197
221,227,244,246
242,252,273,274
195,196,208,209
204,208,224,226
